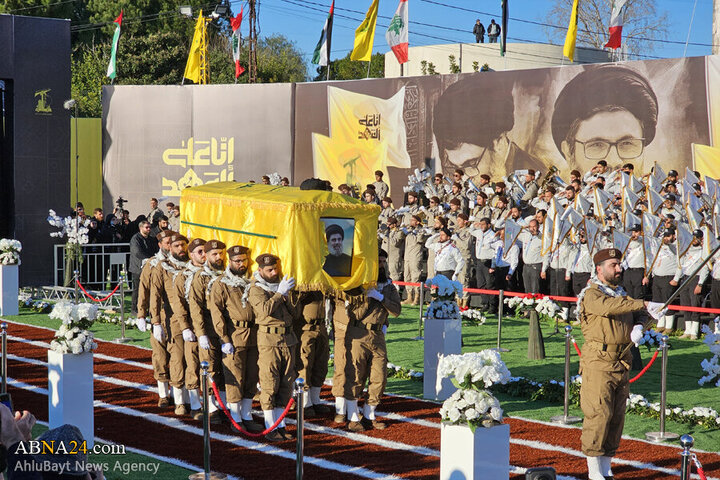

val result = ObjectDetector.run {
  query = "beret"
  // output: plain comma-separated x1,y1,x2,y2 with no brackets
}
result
203,240,227,253
495,181,506,189
628,224,641,232
551,66,658,153
527,169,536,177
693,229,704,238
407,190,418,198
593,248,623,265
255,253,278,267
188,238,206,252
325,224,344,239
480,174,491,181
156,230,175,241
228,245,249,258
476,192,488,199
441,227,453,237
387,217,398,224
378,248,388,258
169,233,188,244
382,196,392,203
449,198,461,206
375,170,384,177
430,196,441,203
458,213,469,221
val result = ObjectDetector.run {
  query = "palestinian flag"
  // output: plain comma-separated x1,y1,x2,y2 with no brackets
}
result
106,10,123,80
231,7,245,77
386,0,408,64
312,1,334,66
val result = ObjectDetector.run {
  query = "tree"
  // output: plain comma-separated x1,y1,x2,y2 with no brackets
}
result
543,0,669,56
313,52,385,81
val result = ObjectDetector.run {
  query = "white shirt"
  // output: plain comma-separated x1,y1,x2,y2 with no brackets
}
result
471,227,497,260
569,243,594,274
518,231,545,265
491,240,519,275
425,235,465,276
622,239,645,269
653,243,678,277
676,244,709,284
543,237,577,272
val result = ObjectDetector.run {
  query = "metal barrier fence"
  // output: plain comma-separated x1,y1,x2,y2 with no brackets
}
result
53,243,131,290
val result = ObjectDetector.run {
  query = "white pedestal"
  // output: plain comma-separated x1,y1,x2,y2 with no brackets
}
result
423,317,462,401
440,422,510,480
0,264,19,316
48,350,94,447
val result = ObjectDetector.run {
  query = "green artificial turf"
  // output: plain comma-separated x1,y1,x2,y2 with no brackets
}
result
5,299,720,452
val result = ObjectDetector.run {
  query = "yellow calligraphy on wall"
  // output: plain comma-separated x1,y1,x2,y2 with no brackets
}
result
161,137,235,196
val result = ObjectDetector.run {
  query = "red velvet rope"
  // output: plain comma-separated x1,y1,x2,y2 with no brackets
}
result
571,338,582,357
75,279,121,302
693,455,708,480
628,349,659,384
392,281,720,314
210,379,295,437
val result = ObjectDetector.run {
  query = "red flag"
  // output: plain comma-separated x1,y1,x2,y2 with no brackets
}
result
231,7,245,77
605,0,627,49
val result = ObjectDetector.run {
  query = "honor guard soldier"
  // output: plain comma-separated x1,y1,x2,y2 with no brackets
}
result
676,229,709,339
146,230,174,408
294,291,331,417
248,253,298,442
189,240,227,423
577,247,665,480
345,249,402,431
331,287,364,424
209,245,264,433
151,233,192,416
168,238,206,419
385,217,405,284
651,228,678,333
402,215,429,305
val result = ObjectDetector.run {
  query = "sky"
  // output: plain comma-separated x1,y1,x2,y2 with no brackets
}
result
228,0,716,74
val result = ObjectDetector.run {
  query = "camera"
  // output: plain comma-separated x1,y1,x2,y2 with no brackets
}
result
116,196,128,210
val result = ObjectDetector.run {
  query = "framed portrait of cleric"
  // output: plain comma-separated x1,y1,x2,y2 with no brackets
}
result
320,217,355,277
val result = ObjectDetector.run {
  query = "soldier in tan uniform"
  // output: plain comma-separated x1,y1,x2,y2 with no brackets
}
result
293,291,331,417
385,218,405,283
452,214,474,307
145,230,174,408
345,249,402,431
402,215,429,305
151,233,192,415
248,253,298,442
331,287,364,424
209,245,264,433
189,240,226,423
577,248,665,480
168,238,206,419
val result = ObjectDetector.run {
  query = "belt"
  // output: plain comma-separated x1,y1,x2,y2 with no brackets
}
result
258,325,289,335
588,341,629,352
525,263,542,268
305,318,324,326
351,320,384,332
233,320,254,328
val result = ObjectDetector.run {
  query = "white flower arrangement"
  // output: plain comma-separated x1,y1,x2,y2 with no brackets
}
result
504,293,562,322
460,308,487,325
698,323,720,387
0,238,22,265
438,350,511,431
48,301,98,355
627,393,720,427
425,275,463,320
47,209,91,245
266,172,282,185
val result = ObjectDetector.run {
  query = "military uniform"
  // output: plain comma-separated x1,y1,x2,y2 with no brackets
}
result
345,281,402,430
452,225,475,303
209,269,261,429
578,281,645,460
386,227,405,282
331,291,363,421
248,264,298,435
294,291,330,414
142,251,172,402
189,264,225,396
402,226,428,304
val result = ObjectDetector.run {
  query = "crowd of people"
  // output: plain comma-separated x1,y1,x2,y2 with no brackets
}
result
472,18,502,43
128,181,400,441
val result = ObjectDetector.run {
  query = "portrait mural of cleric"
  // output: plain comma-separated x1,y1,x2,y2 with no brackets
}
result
321,218,355,277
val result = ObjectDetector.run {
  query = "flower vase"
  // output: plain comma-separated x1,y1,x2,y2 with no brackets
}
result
527,310,545,360
424,317,462,400
0,264,19,316
48,350,94,447
440,421,510,480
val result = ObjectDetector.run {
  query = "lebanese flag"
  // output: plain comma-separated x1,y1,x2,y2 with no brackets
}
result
385,0,408,64
231,7,245,77
604,0,627,49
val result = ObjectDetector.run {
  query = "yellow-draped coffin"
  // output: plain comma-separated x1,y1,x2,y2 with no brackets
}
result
180,181,380,293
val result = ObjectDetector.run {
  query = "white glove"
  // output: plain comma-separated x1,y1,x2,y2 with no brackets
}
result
367,288,384,302
630,324,644,346
152,324,166,343
647,301,667,321
198,335,210,350
182,328,196,342
221,343,235,355
451,273,458,282
277,275,296,296
136,318,147,332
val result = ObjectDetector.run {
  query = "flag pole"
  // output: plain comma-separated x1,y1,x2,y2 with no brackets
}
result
366,57,371,78
326,61,330,81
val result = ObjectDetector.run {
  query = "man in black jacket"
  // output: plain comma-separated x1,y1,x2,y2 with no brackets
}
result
473,19,485,43
129,220,158,314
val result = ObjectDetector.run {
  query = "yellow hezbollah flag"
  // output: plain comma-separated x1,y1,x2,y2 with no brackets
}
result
312,133,388,191
563,0,579,62
180,182,380,293
693,143,720,178
350,0,379,62
183,12,205,83
327,86,411,171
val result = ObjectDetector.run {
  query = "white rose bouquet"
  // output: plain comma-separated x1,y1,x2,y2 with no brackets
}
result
49,301,98,355
0,238,22,265
505,293,561,322
699,323,720,387
425,275,463,320
437,350,511,430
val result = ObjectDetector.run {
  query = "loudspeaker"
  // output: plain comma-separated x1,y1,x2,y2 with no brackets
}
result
525,467,556,480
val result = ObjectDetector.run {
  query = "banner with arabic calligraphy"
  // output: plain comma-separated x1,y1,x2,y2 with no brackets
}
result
102,84,293,218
